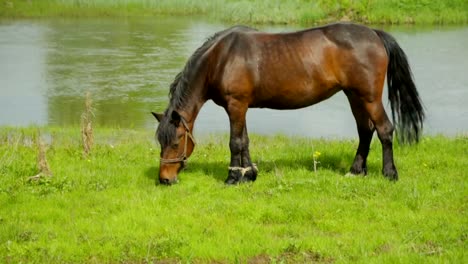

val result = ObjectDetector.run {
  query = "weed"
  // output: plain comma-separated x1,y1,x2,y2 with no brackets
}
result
81,92,94,157
28,130,53,181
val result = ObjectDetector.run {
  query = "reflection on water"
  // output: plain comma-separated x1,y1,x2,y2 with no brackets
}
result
0,18,467,137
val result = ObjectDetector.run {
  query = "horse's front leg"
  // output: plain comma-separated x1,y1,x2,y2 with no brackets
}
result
240,126,258,182
225,102,257,184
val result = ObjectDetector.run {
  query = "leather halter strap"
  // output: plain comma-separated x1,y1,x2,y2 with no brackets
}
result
159,117,196,166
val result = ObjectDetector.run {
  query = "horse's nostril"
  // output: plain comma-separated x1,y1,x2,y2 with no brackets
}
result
160,178,170,185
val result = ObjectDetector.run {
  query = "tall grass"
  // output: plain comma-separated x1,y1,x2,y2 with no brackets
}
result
1,0,467,25
0,126,466,262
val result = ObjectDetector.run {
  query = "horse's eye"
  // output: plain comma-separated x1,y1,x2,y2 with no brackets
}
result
171,143,179,149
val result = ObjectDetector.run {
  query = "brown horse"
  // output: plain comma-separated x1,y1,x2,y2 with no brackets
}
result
152,23,424,185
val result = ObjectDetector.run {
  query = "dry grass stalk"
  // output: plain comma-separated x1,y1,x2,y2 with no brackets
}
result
81,91,94,157
29,133,52,181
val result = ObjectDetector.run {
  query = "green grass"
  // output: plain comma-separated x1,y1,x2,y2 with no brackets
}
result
1,0,467,25
0,126,466,263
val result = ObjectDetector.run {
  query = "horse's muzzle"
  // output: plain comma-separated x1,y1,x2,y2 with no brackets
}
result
159,176,178,185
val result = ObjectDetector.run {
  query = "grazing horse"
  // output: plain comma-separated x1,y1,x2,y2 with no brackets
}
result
152,23,424,185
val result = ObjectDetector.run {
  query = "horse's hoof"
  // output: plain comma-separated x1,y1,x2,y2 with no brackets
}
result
383,170,398,181
242,166,258,182
225,177,239,185
349,166,367,176
382,165,398,181
225,169,241,185
384,174,398,181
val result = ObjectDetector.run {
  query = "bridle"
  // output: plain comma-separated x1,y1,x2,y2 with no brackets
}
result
159,117,196,167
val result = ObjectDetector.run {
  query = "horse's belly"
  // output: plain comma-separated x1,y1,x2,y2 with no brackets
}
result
252,85,340,110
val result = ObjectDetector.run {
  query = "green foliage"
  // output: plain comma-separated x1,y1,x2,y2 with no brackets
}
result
0,126,466,262
1,0,467,24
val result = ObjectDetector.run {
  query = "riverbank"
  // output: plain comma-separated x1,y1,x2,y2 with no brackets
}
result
0,126,466,262
1,0,467,25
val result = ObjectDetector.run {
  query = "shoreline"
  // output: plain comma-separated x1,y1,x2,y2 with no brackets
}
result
1,0,467,25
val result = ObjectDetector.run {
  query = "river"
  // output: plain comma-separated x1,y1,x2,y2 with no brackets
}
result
1,17,467,138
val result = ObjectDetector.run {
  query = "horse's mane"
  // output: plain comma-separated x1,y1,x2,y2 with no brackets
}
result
167,25,256,111
167,32,220,111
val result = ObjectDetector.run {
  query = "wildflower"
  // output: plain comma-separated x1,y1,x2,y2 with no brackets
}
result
313,151,321,159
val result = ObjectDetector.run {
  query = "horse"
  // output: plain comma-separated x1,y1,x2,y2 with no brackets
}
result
151,23,424,185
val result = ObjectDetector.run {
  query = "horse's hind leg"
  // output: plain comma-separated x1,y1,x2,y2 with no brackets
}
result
225,101,257,184
356,100,398,180
345,91,375,175
364,101,398,180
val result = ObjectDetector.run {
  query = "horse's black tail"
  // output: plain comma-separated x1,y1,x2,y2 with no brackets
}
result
374,29,425,144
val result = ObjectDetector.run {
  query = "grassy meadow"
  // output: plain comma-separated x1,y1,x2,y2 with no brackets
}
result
0,126,466,263
1,0,467,25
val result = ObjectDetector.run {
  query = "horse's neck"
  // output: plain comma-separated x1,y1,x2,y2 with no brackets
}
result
173,58,211,129
176,87,207,129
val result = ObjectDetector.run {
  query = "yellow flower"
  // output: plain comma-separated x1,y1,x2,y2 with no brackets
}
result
313,151,321,159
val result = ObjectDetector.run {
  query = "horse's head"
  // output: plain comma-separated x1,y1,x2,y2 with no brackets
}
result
152,110,195,185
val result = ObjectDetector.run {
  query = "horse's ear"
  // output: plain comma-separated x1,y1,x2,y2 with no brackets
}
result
170,110,181,126
151,112,164,122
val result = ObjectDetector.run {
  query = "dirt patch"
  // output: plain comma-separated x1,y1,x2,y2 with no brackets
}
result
246,251,335,264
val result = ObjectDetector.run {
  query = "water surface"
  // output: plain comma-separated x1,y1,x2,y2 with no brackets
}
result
1,18,467,138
